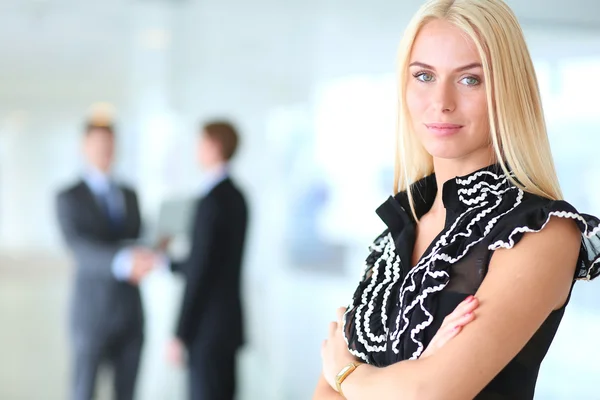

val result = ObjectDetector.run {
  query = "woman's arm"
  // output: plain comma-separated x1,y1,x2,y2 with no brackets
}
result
312,374,344,400
339,217,580,400
319,279,479,397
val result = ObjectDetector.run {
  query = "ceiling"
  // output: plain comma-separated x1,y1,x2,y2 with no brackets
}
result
0,0,598,106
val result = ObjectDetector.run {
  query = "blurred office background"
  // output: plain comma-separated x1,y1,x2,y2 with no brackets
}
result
0,0,599,399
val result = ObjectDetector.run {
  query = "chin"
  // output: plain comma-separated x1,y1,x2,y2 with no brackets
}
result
425,142,495,164
422,141,469,160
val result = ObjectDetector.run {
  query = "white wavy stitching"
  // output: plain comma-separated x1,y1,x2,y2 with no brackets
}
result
347,232,403,362
489,211,600,250
382,237,402,335
364,238,395,344
410,277,450,356
390,173,522,358
354,236,387,353
348,168,535,363
458,179,509,206
449,187,516,243
457,177,508,198
586,257,600,281
349,232,405,359
389,200,482,344
488,210,600,281
392,191,498,353
390,197,487,343
456,170,502,186
358,234,388,282
343,310,371,363
404,187,524,359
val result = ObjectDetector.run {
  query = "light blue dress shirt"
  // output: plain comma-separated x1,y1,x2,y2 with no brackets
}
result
200,164,230,197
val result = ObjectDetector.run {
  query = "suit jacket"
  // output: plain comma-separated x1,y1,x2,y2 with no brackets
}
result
56,181,144,341
173,177,248,351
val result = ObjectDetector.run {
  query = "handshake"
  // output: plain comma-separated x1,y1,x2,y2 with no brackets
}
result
128,237,171,285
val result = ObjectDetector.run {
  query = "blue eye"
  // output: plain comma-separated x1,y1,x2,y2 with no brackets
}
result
461,76,480,86
414,72,435,83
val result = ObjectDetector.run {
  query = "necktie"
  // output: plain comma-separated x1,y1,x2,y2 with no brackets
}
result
99,184,123,233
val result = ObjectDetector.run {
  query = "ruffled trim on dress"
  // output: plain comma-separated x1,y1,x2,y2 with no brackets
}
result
488,200,600,281
344,164,600,366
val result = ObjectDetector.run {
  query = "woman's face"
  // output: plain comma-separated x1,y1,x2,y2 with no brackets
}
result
406,19,493,162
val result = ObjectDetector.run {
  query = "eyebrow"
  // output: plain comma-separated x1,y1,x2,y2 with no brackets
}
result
408,61,483,72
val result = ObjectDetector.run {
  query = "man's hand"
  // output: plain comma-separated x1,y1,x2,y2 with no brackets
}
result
166,337,185,367
156,236,172,253
128,248,157,285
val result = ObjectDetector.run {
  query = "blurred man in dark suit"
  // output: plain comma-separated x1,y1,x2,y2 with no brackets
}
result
166,121,249,400
56,122,158,400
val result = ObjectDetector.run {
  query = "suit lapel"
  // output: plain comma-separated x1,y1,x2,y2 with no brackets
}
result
78,180,131,237
76,181,112,233
204,177,231,199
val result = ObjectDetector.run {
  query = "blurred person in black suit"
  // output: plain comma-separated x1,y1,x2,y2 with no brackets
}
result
56,122,158,400
166,121,249,400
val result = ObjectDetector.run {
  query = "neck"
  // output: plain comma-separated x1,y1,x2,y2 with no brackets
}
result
88,164,111,177
430,152,496,213
205,161,227,174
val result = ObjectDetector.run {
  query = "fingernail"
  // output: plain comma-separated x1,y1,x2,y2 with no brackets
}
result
465,312,473,318
466,296,475,303
453,325,461,331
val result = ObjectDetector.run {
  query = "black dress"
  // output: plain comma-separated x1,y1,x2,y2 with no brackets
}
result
343,164,600,399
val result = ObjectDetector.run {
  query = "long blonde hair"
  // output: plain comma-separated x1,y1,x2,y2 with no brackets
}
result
394,0,562,219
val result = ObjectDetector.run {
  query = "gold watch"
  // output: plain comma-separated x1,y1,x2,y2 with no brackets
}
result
335,361,362,398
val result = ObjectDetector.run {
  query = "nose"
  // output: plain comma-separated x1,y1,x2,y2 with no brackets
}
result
431,81,456,113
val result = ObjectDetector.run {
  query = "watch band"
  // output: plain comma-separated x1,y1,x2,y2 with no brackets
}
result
335,361,362,398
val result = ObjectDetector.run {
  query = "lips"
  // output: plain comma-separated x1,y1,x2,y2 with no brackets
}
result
425,123,464,136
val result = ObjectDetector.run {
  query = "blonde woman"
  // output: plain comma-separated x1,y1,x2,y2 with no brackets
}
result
315,0,600,399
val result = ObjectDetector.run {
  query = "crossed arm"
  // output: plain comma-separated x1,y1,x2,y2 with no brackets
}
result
316,217,580,400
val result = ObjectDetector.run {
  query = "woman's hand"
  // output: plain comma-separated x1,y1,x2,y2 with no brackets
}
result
320,296,477,392
421,295,479,358
321,306,358,390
